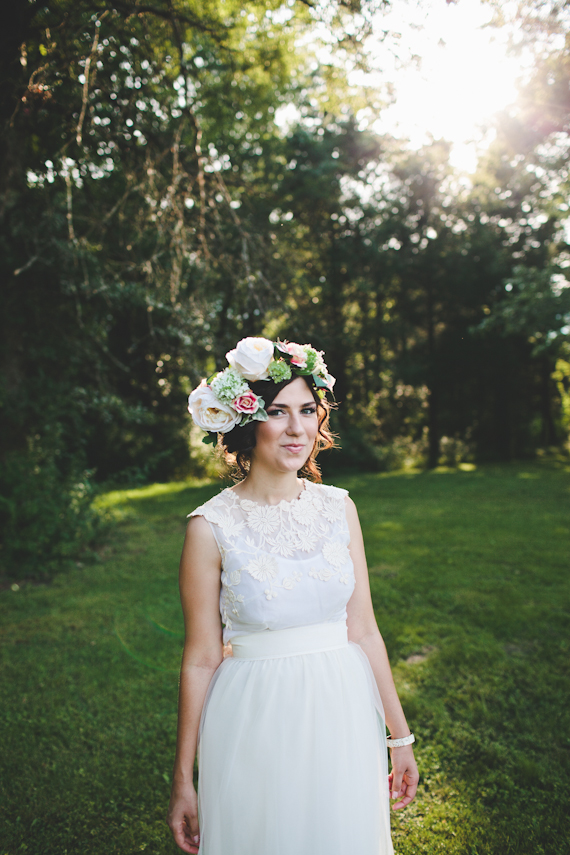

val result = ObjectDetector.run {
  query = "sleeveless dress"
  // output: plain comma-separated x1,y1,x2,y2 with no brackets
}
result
189,479,393,855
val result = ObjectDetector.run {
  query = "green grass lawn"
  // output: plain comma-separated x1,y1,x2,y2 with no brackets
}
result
1,462,569,855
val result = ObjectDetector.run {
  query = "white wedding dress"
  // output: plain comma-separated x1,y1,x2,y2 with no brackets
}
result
189,479,393,855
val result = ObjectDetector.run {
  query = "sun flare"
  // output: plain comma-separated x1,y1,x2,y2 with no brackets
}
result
366,0,526,172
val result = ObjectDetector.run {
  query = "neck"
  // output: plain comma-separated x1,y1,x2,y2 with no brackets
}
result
237,461,303,506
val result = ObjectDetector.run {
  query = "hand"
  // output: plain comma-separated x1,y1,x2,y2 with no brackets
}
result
167,781,201,854
388,745,419,810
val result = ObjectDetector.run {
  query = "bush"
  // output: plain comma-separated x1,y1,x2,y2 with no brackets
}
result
0,451,106,581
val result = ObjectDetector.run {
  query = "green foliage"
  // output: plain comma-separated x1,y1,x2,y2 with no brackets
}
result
0,451,105,581
477,265,570,356
0,0,351,576
1,464,569,853
261,128,567,464
553,354,570,442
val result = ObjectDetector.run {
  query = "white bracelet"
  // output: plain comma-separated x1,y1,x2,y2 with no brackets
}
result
386,732,415,748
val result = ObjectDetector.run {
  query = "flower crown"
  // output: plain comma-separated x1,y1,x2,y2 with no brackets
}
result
188,336,335,442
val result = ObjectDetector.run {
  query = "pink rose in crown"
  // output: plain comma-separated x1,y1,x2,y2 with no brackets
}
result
233,390,260,414
282,342,308,369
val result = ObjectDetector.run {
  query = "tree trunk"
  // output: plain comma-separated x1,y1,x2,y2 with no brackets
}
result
426,280,439,468
427,385,440,468
540,355,557,446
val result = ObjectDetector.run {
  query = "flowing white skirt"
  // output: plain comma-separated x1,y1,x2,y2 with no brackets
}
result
197,622,393,855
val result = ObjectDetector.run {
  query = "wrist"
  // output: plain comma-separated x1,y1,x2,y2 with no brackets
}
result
172,769,195,787
385,719,411,738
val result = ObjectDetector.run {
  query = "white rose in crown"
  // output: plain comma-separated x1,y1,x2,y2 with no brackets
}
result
226,336,274,382
187,380,241,433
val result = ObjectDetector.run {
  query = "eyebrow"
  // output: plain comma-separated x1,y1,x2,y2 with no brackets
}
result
267,401,317,409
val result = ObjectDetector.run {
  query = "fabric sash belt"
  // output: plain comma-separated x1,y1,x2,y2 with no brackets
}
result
230,622,348,660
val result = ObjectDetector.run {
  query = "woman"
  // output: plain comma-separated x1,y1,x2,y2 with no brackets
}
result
168,337,419,855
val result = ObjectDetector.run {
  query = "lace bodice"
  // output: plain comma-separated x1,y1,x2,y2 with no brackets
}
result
189,480,355,643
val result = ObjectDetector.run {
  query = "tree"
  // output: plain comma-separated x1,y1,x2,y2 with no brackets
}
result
0,0,370,577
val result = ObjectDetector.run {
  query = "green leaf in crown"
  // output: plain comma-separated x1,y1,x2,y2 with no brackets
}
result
312,374,329,387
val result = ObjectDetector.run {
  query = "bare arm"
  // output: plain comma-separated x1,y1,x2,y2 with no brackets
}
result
345,497,419,810
167,515,224,854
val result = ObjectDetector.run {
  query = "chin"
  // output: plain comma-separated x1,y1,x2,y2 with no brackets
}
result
278,454,310,472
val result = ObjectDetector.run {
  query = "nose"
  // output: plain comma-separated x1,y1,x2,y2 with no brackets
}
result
286,410,303,436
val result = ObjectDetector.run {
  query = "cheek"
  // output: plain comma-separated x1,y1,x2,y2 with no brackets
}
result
307,415,319,442
254,420,281,446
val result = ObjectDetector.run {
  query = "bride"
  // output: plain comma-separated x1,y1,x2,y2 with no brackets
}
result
167,337,419,855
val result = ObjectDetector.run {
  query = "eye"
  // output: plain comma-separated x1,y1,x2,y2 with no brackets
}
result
302,407,317,415
267,407,285,416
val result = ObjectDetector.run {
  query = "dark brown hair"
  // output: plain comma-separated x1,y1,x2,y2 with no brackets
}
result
219,376,336,482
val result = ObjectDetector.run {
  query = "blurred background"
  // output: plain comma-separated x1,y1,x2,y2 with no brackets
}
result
1,0,570,578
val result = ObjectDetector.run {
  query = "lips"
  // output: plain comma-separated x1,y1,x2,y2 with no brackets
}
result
283,444,304,453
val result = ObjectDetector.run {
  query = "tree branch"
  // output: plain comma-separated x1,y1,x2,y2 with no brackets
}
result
76,13,108,146
100,0,226,40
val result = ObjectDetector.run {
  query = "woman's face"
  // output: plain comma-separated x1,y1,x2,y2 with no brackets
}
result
252,377,319,474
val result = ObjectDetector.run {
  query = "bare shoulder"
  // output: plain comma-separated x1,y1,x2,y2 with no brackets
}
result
186,512,217,540
181,513,221,569
343,495,361,525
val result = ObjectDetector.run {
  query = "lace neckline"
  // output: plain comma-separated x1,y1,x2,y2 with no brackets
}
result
225,478,309,509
